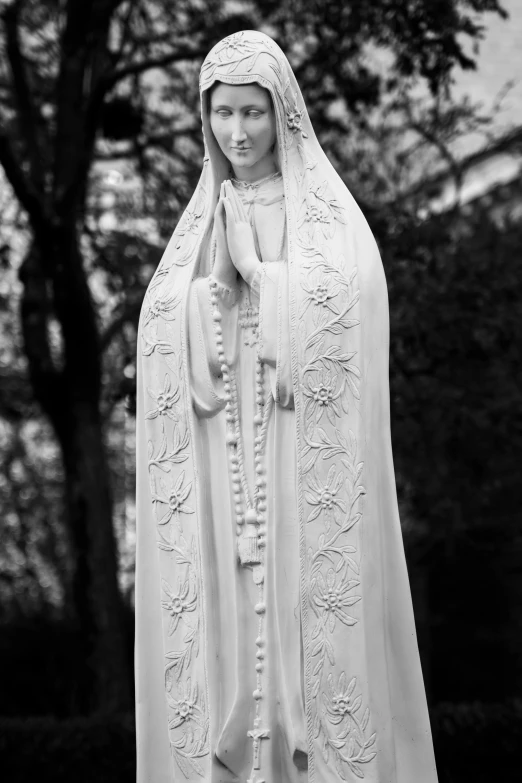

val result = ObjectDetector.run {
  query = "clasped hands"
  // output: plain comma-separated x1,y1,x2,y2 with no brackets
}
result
212,180,261,289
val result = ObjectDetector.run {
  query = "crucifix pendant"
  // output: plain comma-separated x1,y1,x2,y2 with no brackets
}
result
247,721,270,769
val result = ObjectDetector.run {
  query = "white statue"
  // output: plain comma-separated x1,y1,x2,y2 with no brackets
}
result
135,31,438,783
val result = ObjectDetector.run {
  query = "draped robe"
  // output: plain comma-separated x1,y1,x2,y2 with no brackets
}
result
186,174,307,782
135,30,438,783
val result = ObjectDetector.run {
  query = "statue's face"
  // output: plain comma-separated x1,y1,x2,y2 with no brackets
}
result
209,82,277,181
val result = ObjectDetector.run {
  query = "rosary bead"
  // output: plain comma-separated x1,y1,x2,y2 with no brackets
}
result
253,413,263,426
253,689,263,700
235,503,243,515
255,663,263,673
215,336,223,347
212,310,222,322
226,433,237,446
214,325,223,336
258,501,267,512
255,464,264,475
256,477,266,488
255,602,266,615
254,436,262,446
220,363,229,374
256,649,265,659
258,537,266,548
255,637,264,647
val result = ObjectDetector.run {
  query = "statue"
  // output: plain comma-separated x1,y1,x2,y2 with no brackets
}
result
135,30,438,783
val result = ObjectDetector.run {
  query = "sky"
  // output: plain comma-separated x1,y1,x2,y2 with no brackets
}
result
453,0,522,139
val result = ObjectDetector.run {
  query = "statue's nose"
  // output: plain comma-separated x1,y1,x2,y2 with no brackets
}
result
231,119,247,142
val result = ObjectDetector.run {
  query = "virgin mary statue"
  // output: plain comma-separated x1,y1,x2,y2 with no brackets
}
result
135,30,438,783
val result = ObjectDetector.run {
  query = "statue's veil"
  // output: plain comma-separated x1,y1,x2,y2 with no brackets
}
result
136,30,438,783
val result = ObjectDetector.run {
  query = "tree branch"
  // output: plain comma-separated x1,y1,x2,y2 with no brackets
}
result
100,298,142,352
105,47,207,88
0,133,46,231
3,1,46,193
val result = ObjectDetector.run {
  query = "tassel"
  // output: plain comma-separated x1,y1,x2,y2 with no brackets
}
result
238,511,261,565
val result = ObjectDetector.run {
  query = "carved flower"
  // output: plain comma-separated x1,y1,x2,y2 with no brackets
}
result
201,32,262,85
181,210,199,234
305,466,346,527
324,672,362,725
146,374,180,421
152,470,194,529
313,568,361,632
301,267,342,314
297,182,347,245
304,369,343,426
143,289,180,326
174,186,206,249
161,576,197,635
167,678,203,730
223,32,251,57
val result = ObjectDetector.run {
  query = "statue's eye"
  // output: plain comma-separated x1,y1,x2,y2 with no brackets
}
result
214,109,231,118
247,110,262,118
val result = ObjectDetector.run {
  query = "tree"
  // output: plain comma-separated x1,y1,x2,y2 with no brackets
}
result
0,0,507,712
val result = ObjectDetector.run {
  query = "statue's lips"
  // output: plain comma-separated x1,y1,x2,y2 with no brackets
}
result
231,146,251,151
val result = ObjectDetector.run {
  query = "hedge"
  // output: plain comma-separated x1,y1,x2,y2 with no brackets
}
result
0,713,136,783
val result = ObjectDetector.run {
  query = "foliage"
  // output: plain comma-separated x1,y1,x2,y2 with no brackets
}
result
432,700,522,782
0,713,136,783
382,207,522,541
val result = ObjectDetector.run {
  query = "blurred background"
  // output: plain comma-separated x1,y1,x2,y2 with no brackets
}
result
0,0,520,781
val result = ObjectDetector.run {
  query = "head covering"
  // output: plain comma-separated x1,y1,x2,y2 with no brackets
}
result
135,30,438,783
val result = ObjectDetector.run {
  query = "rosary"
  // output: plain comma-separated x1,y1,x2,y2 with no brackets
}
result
208,275,272,782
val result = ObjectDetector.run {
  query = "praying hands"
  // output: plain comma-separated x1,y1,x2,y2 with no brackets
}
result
213,180,262,289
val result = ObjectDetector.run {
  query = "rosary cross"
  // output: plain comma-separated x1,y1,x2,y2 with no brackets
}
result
247,721,270,769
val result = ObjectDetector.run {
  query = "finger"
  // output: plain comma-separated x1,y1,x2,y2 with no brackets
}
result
228,182,249,223
234,189,249,223
214,200,225,237
223,196,235,226
224,181,241,223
